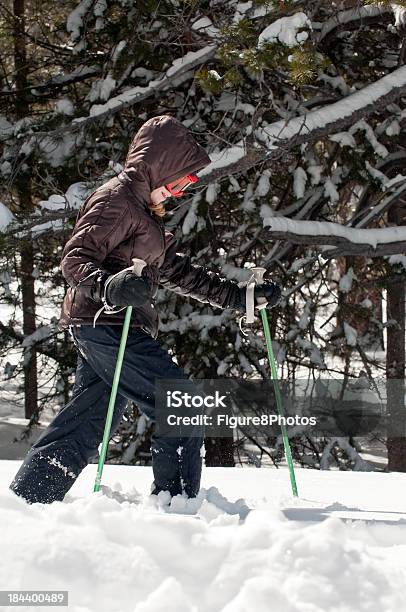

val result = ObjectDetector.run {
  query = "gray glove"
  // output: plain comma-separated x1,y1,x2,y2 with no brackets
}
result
104,268,152,308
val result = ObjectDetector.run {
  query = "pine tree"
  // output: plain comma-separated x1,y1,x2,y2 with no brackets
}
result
0,0,405,470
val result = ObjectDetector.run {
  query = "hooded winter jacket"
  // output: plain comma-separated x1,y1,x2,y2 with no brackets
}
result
58,115,241,339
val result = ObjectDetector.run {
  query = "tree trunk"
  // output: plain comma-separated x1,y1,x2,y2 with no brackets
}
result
13,0,38,419
386,206,406,471
336,256,384,350
21,239,38,419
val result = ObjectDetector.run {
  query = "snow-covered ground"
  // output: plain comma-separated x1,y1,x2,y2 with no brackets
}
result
1,461,406,612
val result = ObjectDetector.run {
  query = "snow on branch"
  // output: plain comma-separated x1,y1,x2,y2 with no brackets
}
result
257,12,311,48
0,182,89,238
0,66,102,98
11,44,216,146
318,5,391,42
199,64,406,183
263,216,406,258
55,45,216,133
12,3,301,141
7,46,406,237
10,61,406,235
257,65,406,152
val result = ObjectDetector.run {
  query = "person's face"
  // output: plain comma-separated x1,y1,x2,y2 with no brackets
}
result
150,185,172,206
150,174,199,206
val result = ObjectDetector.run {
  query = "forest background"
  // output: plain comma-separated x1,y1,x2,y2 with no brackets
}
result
0,0,405,472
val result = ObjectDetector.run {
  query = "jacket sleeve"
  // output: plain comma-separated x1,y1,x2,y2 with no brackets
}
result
60,189,133,299
159,232,241,309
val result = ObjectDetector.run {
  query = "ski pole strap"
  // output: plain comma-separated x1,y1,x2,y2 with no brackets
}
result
252,266,268,311
245,273,256,324
132,257,147,277
245,266,269,323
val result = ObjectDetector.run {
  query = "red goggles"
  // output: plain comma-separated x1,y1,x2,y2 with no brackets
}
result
165,174,199,197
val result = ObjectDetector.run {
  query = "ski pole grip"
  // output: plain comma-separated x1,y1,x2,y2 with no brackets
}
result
252,267,266,283
132,258,147,277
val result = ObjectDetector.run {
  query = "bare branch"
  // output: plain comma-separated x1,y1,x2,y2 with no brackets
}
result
16,45,217,141
0,65,102,98
4,65,406,239
317,5,391,43
264,216,406,258
199,65,406,184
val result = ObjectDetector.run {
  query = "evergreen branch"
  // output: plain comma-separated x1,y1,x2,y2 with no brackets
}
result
4,65,406,239
199,64,406,183
14,44,217,141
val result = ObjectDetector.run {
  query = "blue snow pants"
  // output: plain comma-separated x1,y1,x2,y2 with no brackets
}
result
9,324,204,504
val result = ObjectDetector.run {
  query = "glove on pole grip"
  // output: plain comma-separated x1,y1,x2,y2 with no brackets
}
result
93,258,148,328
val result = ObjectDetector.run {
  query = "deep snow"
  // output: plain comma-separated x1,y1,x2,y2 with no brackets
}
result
1,461,406,612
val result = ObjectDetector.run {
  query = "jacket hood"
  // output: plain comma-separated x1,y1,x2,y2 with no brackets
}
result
121,115,211,205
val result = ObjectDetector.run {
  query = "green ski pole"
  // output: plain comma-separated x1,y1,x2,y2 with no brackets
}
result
260,306,298,497
93,258,147,493
241,267,298,498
